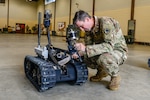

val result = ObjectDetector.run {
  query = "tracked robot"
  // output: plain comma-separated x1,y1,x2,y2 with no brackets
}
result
24,10,88,92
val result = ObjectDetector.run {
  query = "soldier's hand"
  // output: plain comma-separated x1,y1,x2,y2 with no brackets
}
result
75,43,86,52
72,53,79,59
72,51,85,59
78,50,85,56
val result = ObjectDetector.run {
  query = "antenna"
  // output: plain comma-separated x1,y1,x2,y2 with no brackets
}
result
38,12,42,47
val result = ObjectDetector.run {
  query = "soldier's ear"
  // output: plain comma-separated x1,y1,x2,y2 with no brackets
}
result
85,17,90,22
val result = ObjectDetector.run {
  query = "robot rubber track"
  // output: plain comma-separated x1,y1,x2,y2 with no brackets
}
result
24,55,88,92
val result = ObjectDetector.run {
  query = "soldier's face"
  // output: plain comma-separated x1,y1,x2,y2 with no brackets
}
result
76,17,92,32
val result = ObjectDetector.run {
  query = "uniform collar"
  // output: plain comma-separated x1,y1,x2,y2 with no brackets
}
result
91,16,99,33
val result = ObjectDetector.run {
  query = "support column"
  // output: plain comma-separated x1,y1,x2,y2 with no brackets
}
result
92,0,95,16
69,0,72,24
7,0,9,27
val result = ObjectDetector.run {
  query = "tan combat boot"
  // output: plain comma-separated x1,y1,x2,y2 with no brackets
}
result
108,75,121,91
90,69,108,82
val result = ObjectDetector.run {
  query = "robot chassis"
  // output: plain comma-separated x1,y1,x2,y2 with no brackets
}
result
24,10,88,92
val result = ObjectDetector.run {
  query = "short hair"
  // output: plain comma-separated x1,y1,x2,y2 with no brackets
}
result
73,10,91,25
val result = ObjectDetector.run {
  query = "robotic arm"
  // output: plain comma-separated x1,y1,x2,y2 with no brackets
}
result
66,25,82,62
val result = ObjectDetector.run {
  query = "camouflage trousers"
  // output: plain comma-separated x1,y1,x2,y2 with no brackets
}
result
84,50,127,76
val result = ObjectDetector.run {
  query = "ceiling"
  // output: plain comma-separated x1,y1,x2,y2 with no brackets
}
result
27,0,39,2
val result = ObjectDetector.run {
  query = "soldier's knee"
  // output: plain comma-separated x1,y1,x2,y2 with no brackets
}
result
97,53,120,76
97,53,116,65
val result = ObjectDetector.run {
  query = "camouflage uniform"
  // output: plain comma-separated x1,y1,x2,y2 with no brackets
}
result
84,16,128,76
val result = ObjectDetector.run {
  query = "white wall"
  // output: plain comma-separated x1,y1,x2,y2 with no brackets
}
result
38,0,150,42
135,6,150,42
0,0,150,42
0,0,9,28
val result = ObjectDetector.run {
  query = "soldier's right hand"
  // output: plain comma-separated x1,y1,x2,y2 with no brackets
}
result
75,43,86,52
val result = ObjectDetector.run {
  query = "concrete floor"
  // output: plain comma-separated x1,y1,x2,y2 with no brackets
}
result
0,33,150,100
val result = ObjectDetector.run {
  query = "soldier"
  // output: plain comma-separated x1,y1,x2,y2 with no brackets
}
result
72,10,128,91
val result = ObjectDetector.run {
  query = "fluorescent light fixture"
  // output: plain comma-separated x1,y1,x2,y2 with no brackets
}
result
45,0,55,5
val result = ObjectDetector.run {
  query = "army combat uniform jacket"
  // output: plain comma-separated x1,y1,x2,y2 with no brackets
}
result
84,16,128,69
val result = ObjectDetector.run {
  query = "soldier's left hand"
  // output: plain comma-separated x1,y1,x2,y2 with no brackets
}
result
72,51,85,59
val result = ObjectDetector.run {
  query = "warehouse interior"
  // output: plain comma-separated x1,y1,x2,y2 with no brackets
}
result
0,0,150,100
